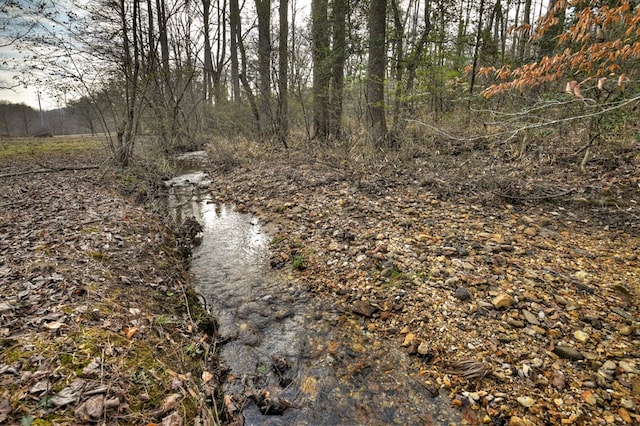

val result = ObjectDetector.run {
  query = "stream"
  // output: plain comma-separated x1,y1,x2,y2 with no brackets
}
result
164,157,461,425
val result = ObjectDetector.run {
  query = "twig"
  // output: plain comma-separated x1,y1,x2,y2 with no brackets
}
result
407,93,640,143
497,187,574,200
0,200,28,209
0,165,99,178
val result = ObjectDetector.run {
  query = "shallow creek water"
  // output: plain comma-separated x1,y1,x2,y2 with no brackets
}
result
164,165,461,425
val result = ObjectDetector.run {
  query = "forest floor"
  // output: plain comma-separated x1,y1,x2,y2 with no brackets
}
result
0,136,221,425
206,134,640,425
1,132,639,425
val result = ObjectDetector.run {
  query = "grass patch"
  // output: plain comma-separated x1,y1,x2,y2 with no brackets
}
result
0,136,103,160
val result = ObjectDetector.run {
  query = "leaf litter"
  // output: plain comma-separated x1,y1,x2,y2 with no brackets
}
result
0,139,220,425
206,145,639,425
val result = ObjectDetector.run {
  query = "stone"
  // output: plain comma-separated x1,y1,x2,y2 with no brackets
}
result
509,416,534,426
351,300,377,317
573,330,589,343
523,227,537,237
619,360,638,373
553,345,584,360
417,341,430,355
619,325,633,336
492,293,516,309
506,318,525,328
553,370,566,389
517,396,535,408
402,333,416,347
581,389,597,405
522,309,540,325
454,287,472,301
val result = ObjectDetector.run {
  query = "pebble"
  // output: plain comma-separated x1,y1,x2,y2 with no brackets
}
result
516,396,535,408
619,325,633,336
454,287,472,301
351,300,377,317
553,345,585,360
573,329,589,343
417,341,430,355
522,309,540,325
492,293,516,309
619,360,638,373
506,318,525,328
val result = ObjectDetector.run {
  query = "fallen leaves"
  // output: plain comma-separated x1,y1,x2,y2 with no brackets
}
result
211,153,640,424
0,144,219,424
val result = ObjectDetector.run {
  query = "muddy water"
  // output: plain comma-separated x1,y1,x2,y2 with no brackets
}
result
165,169,461,425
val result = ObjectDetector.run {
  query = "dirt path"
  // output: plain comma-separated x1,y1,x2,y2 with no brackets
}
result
209,153,640,425
0,138,219,425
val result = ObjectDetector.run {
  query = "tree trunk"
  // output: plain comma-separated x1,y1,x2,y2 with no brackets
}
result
229,0,241,101
329,0,347,139
277,0,289,147
518,0,532,58
469,0,485,95
255,0,272,138
202,0,214,102
367,0,387,147
311,0,330,141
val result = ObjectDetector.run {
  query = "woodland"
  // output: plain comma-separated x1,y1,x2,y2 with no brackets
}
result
1,0,639,424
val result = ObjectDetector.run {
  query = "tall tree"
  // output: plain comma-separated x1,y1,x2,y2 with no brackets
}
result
329,0,347,139
277,0,289,147
255,0,272,137
367,0,388,147
311,0,330,140
229,0,241,102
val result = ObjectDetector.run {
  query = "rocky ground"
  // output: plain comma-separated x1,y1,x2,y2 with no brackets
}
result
208,139,640,425
0,137,220,425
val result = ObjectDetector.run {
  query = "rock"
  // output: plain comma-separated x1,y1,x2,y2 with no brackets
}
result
510,416,534,426
620,398,634,410
454,287,472,301
618,407,632,424
573,330,589,343
619,360,638,373
553,345,585,360
402,333,416,347
516,396,535,408
492,293,516,309
553,370,566,389
523,227,537,237
506,318,525,328
619,325,633,336
522,309,540,325
417,341,430,355
581,389,596,405
351,300,377,317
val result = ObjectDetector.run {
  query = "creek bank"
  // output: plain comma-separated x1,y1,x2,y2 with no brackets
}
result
0,142,221,425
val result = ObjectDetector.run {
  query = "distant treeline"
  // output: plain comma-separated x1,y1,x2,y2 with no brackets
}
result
0,101,102,137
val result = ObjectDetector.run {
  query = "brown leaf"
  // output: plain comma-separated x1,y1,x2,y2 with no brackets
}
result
201,371,213,383
0,398,10,423
161,412,183,426
43,321,66,330
124,326,138,339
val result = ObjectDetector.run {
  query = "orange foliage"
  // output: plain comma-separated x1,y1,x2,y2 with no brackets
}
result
481,0,640,97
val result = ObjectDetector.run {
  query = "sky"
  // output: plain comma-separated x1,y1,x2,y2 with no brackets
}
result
0,0,64,110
